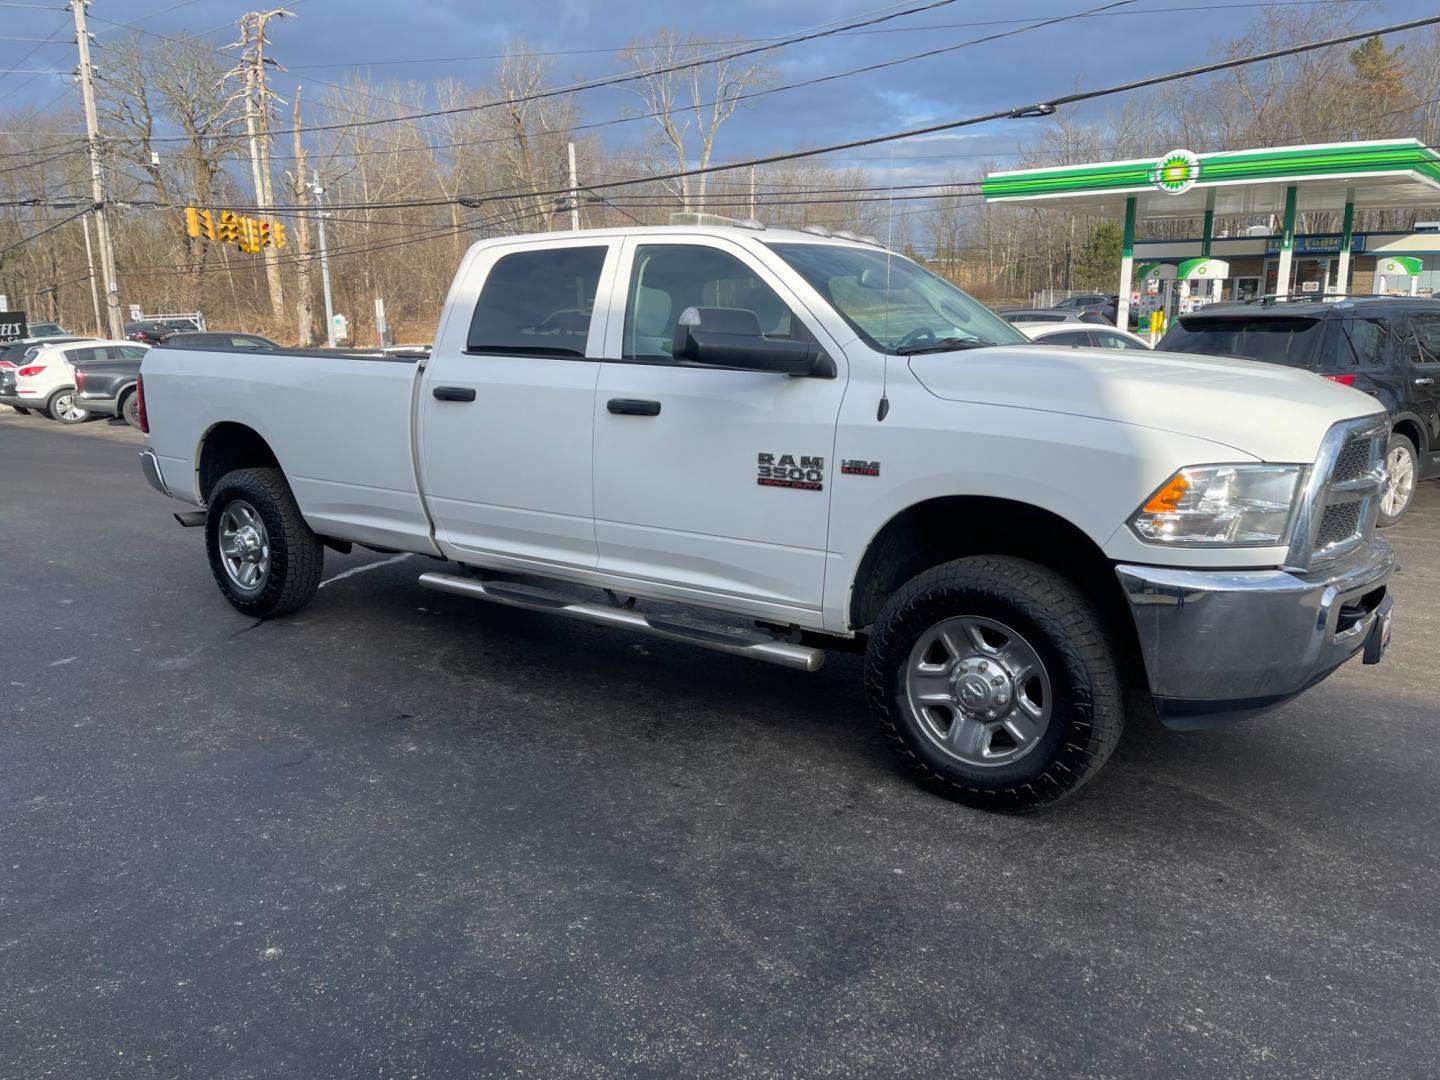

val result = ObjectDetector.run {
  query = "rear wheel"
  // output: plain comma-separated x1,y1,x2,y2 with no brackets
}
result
1378,433,1417,528
119,390,140,429
45,389,89,424
865,556,1125,812
205,467,324,617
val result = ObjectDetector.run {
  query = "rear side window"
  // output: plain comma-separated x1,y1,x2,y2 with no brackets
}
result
1094,330,1149,351
467,246,607,358
1334,317,1397,370
1407,311,1440,366
68,347,101,363
1161,316,1323,366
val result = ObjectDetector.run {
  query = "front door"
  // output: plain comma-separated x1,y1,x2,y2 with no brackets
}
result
592,236,847,617
418,239,617,568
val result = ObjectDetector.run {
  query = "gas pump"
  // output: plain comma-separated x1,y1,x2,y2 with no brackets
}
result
1133,263,1176,331
1375,256,1423,295
1176,258,1229,314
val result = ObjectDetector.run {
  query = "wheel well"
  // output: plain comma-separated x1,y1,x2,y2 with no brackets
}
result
849,497,1141,674
1392,417,1425,454
197,422,280,503
115,382,137,406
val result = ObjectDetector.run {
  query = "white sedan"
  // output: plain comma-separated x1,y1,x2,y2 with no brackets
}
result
1011,321,1153,350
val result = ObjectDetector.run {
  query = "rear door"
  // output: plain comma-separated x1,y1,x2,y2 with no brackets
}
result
1401,309,1440,470
591,235,847,616
418,238,618,568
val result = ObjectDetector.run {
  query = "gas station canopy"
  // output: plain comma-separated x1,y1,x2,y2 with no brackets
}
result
981,139,1440,218
981,139,1440,322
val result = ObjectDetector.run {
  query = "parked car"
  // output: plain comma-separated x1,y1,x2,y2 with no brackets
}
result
1158,296,1440,525
1016,323,1153,350
0,336,86,413
997,307,1109,326
26,321,67,337
1052,293,1119,324
137,224,1394,812
125,318,201,345
0,338,119,423
161,331,280,351
73,343,151,427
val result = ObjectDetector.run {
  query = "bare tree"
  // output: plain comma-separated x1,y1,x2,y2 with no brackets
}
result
619,31,770,212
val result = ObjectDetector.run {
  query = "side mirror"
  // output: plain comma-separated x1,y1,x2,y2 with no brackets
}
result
672,307,834,378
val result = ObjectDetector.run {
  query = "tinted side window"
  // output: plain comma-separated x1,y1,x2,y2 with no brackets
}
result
1042,330,1093,346
1336,317,1398,370
69,347,101,363
623,244,796,362
1407,311,1440,366
467,246,606,358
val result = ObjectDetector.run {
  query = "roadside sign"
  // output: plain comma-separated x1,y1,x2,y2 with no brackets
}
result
129,304,142,320
0,311,28,342
0,294,7,310
332,313,349,340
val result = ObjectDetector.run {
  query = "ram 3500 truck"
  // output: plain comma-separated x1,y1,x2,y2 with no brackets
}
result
136,225,1395,810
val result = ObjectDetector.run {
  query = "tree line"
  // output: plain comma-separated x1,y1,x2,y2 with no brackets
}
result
2,4,1439,343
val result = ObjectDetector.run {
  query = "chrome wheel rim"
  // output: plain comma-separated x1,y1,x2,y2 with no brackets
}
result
217,500,271,592
904,616,1052,768
55,394,86,421
1382,445,1415,518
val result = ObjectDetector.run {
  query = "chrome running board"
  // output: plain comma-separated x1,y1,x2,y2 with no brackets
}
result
417,571,825,672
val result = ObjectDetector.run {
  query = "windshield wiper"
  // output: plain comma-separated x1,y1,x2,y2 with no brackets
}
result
894,337,995,355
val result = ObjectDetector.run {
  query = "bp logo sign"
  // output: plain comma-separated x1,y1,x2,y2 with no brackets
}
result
1154,149,1201,194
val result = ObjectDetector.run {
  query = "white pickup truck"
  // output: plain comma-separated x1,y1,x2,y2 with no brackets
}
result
136,224,1395,810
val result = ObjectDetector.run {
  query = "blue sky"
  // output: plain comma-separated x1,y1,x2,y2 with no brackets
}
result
0,0,1410,183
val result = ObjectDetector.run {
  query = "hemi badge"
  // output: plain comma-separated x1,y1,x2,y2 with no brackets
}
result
841,459,880,477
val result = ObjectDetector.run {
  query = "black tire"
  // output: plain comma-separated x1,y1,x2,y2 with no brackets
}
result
119,390,140,429
205,467,324,617
1377,433,1417,528
864,556,1124,812
44,388,89,425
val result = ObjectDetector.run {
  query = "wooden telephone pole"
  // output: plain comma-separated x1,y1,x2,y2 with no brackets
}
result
228,8,292,322
70,0,123,339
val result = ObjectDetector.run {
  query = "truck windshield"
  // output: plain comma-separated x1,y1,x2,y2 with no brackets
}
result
768,243,1027,354
1160,316,1324,366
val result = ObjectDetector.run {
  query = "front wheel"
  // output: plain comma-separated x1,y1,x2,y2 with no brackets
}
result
865,556,1125,812
205,467,324,617
45,389,89,424
1378,433,1417,527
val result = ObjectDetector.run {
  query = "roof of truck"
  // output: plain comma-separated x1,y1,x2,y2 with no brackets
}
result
1183,295,1440,319
470,224,889,249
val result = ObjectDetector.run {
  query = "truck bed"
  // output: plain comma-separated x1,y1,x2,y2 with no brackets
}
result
141,346,435,553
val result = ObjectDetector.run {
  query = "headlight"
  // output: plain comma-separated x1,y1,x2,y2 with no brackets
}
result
1130,464,1305,546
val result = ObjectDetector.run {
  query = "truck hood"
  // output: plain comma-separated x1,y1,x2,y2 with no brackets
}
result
907,344,1383,462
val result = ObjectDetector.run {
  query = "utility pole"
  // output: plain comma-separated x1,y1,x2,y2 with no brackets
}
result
748,165,756,220
70,0,122,339
231,8,291,321
567,141,581,231
289,89,314,345
312,171,335,348
80,213,102,336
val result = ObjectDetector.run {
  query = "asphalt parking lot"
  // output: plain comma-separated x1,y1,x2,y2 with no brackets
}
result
2,410,1438,1079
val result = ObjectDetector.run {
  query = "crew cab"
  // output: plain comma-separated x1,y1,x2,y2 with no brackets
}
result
136,225,1396,811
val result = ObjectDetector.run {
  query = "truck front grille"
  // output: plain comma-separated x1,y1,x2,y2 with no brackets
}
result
1308,424,1387,563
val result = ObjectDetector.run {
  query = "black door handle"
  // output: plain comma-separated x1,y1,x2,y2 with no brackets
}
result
607,398,661,416
433,386,476,402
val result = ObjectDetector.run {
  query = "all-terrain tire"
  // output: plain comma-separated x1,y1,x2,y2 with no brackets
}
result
205,467,324,617
864,556,1124,812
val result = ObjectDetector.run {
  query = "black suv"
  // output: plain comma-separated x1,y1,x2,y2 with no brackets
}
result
1158,296,1440,525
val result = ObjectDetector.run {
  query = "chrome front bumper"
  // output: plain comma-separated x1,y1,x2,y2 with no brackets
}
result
1117,539,1394,730
138,448,170,497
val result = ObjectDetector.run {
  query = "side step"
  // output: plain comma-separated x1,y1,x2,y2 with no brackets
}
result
417,571,825,672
